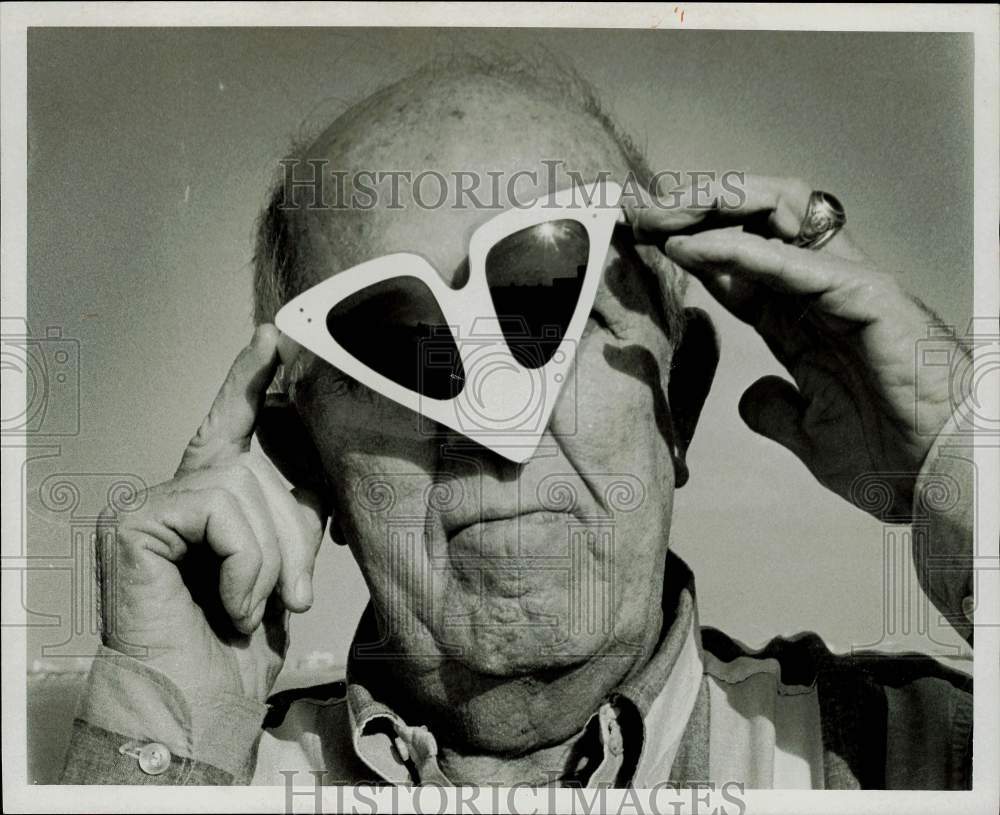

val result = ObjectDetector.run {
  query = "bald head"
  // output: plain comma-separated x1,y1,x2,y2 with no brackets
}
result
252,54,684,338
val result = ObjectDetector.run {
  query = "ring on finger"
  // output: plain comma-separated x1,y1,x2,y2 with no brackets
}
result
792,191,846,250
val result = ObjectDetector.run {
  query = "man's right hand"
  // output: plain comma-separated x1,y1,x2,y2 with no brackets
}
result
95,325,326,704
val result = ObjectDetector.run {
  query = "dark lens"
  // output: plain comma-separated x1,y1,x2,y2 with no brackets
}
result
326,276,464,400
484,219,589,369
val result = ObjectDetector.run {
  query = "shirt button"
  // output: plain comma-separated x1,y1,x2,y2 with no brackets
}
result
137,742,171,775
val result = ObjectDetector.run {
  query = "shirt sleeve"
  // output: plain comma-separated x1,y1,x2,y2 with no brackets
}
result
911,395,977,645
60,646,268,784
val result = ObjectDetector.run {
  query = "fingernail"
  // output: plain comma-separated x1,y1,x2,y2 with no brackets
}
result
294,574,313,609
661,238,684,257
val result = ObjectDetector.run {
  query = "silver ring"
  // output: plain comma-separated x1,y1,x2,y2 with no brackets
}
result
793,191,846,250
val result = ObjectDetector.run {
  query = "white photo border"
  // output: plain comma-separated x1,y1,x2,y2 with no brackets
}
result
2,4,997,814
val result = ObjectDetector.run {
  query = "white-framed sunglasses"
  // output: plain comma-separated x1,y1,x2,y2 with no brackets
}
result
276,179,627,463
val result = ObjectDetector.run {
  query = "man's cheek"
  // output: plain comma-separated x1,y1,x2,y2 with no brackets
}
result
555,341,657,465
304,394,443,470
328,456,437,605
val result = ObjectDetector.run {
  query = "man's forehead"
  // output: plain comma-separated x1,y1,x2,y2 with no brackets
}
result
295,76,628,285
306,72,618,169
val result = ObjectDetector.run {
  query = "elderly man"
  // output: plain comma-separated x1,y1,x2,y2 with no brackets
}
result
61,57,973,789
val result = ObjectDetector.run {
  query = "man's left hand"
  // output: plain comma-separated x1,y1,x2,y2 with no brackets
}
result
633,174,967,518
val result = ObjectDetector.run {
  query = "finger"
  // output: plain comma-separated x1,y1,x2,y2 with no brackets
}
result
665,230,835,291
218,468,283,626
245,451,326,613
662,230,887,326
666,229,889,326
738,376,813,464
631,174,864,261
630,174,802,238
166,465,283,628
151,487,265,632
178,325,281,474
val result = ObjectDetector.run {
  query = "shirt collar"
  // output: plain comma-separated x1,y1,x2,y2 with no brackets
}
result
343,550,701,785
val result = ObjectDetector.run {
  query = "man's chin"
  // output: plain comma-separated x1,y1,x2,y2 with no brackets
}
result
436,516,627,677
440,626,612,679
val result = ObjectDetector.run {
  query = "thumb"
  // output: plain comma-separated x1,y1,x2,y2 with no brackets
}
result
738,376,812,463
178,325,280,475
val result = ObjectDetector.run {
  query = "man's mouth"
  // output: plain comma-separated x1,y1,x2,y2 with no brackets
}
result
446,509,572,544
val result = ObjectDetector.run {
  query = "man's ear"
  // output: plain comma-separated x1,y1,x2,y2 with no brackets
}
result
256,393,325,491
257,335,327,496
667,307,720,488
256,392,342,546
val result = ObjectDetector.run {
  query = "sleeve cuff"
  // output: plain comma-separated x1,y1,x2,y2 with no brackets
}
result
74,646,268,782
61,721,235,785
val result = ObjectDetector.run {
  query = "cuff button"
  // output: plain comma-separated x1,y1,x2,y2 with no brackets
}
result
138,742,171,775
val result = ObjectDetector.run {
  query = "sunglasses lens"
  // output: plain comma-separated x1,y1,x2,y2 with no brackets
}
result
326,276,465,400
485,219,589,369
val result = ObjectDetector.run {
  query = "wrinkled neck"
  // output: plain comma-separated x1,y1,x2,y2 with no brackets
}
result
436,729,589,787
349,603,665,767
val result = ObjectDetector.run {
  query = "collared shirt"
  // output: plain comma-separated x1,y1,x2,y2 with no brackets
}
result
61,406,975,789
254,553,707,788
248,552,972,790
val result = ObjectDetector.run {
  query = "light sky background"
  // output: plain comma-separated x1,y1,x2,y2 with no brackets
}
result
25,28,973,672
